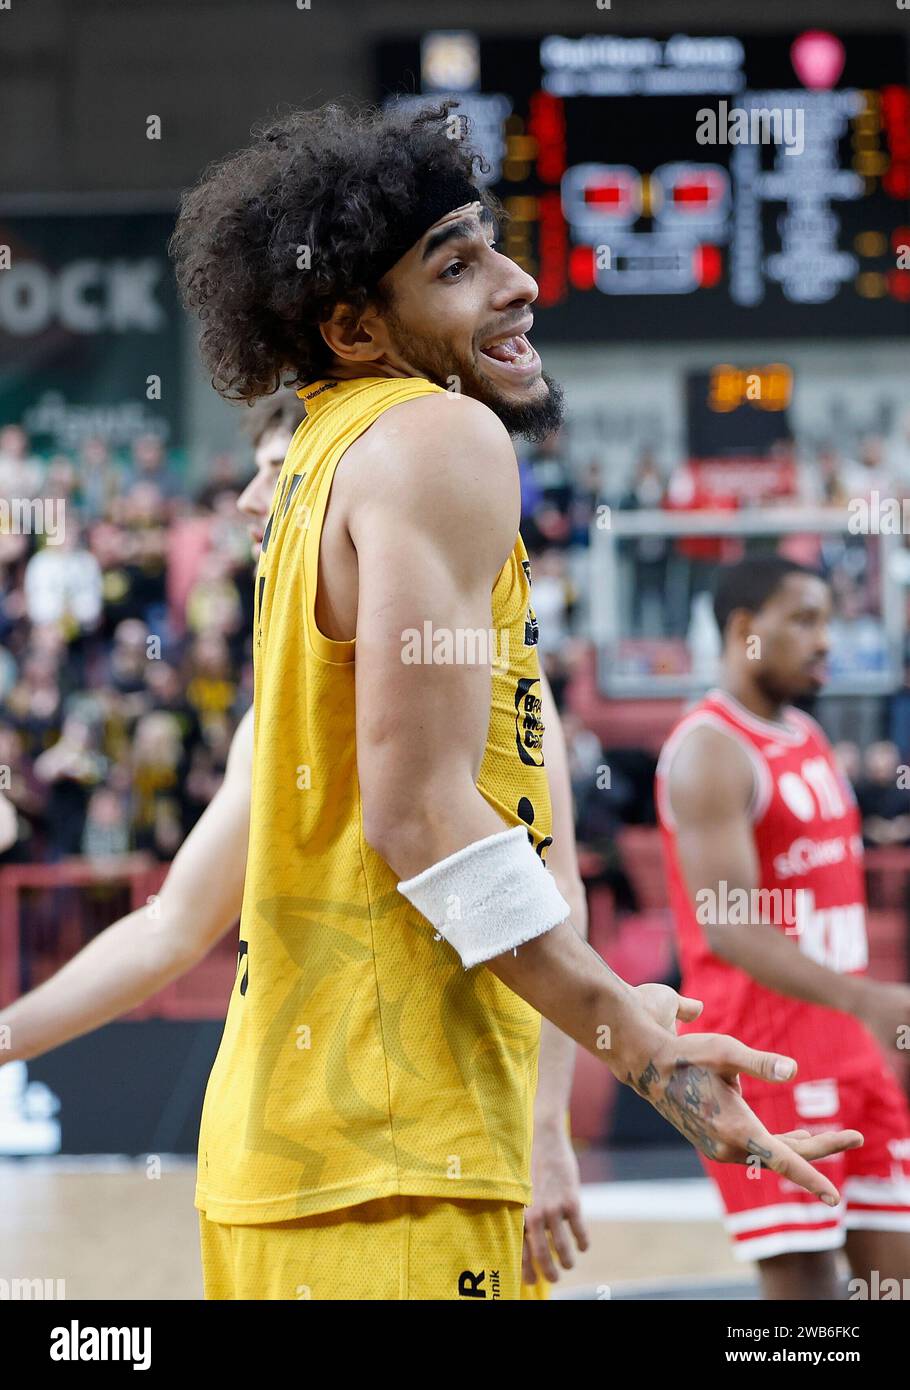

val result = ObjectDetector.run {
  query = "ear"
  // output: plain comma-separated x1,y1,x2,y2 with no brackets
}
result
318,300,389,366
727,607,756,646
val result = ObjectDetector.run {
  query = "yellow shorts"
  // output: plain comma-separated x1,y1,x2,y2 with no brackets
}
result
199,1195,538,1301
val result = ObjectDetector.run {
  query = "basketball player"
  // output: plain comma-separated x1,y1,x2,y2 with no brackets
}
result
657,556,910,1299
0,392,587,1293
166,102,859,1299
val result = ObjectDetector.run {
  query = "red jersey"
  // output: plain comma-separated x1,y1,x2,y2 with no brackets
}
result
656,688,880,1080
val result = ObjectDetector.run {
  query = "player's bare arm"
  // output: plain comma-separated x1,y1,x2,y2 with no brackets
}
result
669,721,910,1054
351,392,859,1204
0,706,254,1064
523,664,590,1283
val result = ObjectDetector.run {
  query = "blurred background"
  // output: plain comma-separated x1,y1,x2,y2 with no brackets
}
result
1,0,909,1298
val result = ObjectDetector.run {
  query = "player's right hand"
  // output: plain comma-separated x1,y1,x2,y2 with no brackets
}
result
617,1028,863,1206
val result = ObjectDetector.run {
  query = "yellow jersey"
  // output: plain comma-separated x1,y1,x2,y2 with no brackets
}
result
195,375,553,1224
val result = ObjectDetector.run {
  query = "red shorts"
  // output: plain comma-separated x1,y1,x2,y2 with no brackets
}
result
703,1062,910,1262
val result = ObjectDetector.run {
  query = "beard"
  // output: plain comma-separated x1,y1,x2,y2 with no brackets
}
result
385,313,565,442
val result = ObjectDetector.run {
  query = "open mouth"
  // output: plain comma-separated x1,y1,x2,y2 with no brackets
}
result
478,321,539,375
480,333,535,365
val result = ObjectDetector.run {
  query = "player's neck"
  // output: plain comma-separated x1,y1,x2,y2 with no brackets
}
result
324,361,412,383
719,671,784,725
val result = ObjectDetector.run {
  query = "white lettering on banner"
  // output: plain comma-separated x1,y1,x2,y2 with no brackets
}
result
794,889,868,972
0,260,165,335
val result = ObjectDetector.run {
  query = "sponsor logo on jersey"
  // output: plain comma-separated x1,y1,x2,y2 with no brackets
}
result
793,889,868,972
457,1269,501,1299
794,1077,840,1119
515,677,545,767
774,835,848,879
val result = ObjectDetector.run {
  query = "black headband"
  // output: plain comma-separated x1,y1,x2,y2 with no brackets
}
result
363,168,482,288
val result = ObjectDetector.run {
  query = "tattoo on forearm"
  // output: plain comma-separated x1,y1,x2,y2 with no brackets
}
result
634,1060,659,1095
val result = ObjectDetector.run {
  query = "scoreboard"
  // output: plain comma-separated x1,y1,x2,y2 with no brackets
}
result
376,31,910,341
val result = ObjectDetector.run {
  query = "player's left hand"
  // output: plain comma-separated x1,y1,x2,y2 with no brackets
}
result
522,1120,589,1285
632,982,749,1100
634,981,702,1032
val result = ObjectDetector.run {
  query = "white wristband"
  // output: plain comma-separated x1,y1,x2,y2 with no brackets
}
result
396,825,570,968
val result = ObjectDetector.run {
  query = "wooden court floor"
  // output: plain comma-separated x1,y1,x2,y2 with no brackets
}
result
0,1160,745,1300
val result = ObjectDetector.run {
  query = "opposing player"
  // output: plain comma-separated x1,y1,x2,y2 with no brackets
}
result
170,102,858,1300
0,392,588,1293
657,555,910,1299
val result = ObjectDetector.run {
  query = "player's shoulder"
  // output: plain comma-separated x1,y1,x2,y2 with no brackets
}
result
362,387,513,470
663,714,755,779
342,387,519,532
784,704,828,746
659,705,756,812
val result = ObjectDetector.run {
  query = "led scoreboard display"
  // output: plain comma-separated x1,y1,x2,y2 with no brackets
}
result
376,31,910,340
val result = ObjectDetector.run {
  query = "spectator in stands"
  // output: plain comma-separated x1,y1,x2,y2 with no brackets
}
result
33,712,107,859
0,424,44,498
856,740,910,848
887,409,910,485
81,787,130,860
828,582,888,678
184,549,245,655
115,481,171,636
181,738,228,835
4,649,64,757
519,428,573,548
817,447,850,507
129,710,185,857
530,548,577,655
568,460,605,548
24,522,103,635
107,619,150,696
41,454,78,509
143,660,202,760
618,450,669,637
540,647,570,710
183,630,238,738
0,528,28,646
832,740,863,791
123,432,181,500
567,734,639,914
560,711,605,810
841,434,892,503
888,652,910,765
78,435,119,520
0,721,43,862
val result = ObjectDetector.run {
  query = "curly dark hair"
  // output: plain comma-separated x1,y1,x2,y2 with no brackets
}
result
170,101,494,403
